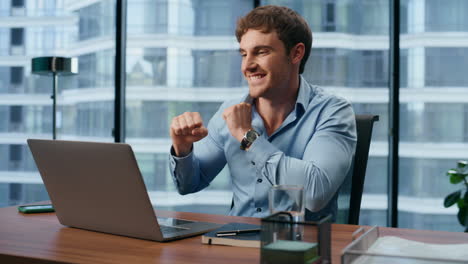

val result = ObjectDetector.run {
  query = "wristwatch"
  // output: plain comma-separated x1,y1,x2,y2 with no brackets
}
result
240,129,260,150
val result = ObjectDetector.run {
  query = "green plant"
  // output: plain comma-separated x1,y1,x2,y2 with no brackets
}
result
444,160,468,232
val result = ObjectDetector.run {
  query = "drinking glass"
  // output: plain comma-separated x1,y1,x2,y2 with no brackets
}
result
269,185,305,222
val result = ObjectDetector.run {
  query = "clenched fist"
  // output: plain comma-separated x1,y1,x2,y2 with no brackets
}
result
222,102,252,142
170,112,208,157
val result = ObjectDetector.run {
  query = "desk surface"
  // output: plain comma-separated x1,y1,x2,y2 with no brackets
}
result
1,205,468,264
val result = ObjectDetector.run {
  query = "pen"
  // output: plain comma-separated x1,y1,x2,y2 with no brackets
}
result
216,228,261,237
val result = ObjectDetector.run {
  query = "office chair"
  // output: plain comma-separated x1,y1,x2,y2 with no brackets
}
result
336,114,379,225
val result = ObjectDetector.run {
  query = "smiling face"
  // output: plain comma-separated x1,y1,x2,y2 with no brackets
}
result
239,29,300,101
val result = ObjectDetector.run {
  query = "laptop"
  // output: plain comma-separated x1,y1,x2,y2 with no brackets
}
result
27,139,222,242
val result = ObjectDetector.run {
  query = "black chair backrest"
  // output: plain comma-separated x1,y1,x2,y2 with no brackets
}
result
338,114,379,224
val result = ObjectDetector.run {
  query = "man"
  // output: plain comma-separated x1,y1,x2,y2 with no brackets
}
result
169,5,356,221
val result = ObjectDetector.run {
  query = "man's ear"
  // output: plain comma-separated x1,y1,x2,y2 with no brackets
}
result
290,43,305,65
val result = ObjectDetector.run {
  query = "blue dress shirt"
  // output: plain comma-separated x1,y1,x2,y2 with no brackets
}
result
169,76,357,220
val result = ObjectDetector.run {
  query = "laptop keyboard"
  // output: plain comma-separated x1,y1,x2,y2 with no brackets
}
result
156,217,194,236
159,225,188,235
157,217,194,226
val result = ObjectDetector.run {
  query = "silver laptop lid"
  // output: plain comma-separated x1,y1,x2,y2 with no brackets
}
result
27,139,164,241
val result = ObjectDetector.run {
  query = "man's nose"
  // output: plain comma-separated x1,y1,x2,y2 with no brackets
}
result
243,55,257,72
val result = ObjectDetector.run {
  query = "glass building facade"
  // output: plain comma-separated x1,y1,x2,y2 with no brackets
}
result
1,0,467,232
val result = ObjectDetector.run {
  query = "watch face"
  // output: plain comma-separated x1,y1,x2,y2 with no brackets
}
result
246,130,258,141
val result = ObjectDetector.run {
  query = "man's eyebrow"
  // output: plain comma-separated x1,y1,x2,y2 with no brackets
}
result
254,45,273,50
238,46,273,53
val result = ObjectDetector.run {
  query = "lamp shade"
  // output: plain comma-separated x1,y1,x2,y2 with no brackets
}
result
32,56,78,76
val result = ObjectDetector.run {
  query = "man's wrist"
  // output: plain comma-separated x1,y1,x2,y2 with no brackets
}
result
240,129,259,150
172,144,193,157
235,128,251,142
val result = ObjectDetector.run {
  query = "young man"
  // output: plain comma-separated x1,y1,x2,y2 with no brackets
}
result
169,5,356,221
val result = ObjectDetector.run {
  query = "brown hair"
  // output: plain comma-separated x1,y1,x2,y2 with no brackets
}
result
236,5,312,74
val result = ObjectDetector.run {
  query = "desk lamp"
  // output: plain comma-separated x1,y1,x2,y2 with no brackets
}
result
32,57,78,139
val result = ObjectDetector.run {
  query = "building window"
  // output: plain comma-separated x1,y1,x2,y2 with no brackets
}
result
193,50,242,87
324,1,336,31
10,28,24,46
361,50,387,87
426,48,468,86
305,48,348,87
9,144,22,171
9,105,22,124
194,0,251,36
10,67,23,85
9,144,22,162
11,0,24,7
8,183,22,205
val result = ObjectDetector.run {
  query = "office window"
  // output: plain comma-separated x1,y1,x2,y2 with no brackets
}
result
0,0,115,208
136,153,169,191
305,48,348,87
78,50,114,88
423,103,466,142
262,0,389,227
399,158,456,197
352,103,388,141
396,0,468,231
400,212,463,232
355,0,389,35
127,101,169,138
127,48,167,86
127,0,167,34
193,50,243,87
78,0,114,41
360,50,387,87
349,50,388,87
304,48,389,88
425,0,468,32
125,0,252,214
194,0,251,36
426,48,468,87
61,102,113,138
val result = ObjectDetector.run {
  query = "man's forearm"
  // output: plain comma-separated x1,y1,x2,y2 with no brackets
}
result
173,143,193,157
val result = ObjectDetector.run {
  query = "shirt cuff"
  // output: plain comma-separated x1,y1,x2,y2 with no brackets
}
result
246,136,280,170
169,146,194,172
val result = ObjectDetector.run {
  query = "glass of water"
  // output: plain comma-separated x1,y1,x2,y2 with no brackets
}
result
268,185,305,222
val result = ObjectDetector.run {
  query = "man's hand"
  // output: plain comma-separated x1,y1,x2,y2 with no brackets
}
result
170,112,208,157
222,103,252,142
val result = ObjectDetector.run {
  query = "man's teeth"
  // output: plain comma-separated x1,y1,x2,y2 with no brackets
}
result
250,75,264,80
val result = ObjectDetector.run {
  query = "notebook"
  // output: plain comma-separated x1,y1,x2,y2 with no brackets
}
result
27,139,222,242
201,222,261,248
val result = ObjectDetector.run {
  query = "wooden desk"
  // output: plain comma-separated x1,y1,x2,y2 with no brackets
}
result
1,205,467,264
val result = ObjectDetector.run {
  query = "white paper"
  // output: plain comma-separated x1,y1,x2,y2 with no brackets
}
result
353,236,468,264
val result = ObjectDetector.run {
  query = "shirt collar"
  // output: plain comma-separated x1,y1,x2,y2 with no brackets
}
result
243,75,311,116
295,75,311,114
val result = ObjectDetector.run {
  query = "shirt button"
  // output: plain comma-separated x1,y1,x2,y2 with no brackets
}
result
251,161,255,165
256,208,262,212
257,178,262,183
